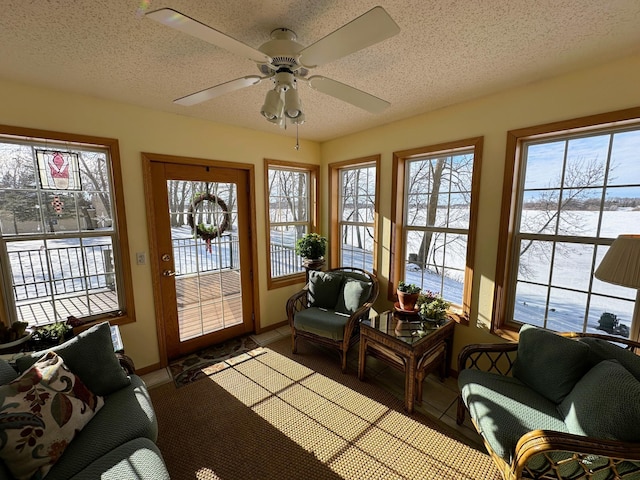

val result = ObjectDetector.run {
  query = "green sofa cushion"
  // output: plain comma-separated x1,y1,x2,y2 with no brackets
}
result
459,369,568,462
45,375,158,480
335,278,372,314
67,438,169,480
294,307,350,341
558,360,640,442
513,324,590,404
15,322,130,396
307,271,344,309
578,336,640,382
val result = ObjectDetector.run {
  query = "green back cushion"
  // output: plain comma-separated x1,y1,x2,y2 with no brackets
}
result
307,271,344,309
15,322,130,396
513,324,590,404
335,278,372,314
0,359,17,384
578,336,640,382
558,360,640,442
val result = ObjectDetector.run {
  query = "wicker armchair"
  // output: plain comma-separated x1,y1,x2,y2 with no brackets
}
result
286,267,378,372
457,331,640,480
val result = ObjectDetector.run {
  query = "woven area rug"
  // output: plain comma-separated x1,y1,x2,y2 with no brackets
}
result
151,337,500,480
169,335,266,387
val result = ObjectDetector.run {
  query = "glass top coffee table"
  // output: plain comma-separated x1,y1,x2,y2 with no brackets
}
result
358,310,454,414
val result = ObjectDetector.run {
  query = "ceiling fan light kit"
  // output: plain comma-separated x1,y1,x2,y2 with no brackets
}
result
147,6,400,141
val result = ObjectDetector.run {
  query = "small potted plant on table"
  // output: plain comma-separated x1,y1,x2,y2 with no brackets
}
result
417,290,451,327
397,281,421,311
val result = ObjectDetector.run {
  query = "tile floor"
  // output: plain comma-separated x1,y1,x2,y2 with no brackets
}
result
141,325,484,449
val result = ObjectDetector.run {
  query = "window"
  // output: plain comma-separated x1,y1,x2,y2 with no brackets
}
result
0,125,134,327
494,108,640,339
264,159,318,288
329,155,379,272
391,138,483,323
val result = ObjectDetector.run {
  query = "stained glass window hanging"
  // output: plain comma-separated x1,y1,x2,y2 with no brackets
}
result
36,149,82,190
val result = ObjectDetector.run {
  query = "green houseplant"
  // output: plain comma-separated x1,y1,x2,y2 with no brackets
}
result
295,233,327,260
417,290,451,325
396,281,421,311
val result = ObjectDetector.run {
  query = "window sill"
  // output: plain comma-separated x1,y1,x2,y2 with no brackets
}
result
267,272,306,290
448,311,470,327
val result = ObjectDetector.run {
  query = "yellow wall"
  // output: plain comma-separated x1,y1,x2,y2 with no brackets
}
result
321,53,640,358
1,52,639,370
0,79,320,369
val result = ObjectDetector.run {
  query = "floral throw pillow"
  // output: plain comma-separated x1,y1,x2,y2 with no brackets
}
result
0,351,104,480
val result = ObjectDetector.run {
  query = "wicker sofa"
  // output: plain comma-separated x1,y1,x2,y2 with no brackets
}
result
457,324,640,480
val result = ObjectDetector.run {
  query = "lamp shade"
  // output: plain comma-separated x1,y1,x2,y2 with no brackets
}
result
261,89,283,121
594,234,640,289
284,87,302,119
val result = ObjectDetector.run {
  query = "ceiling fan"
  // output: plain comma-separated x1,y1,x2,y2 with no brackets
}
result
146,6,400,128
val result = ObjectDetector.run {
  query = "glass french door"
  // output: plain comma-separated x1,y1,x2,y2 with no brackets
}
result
149,161,254,360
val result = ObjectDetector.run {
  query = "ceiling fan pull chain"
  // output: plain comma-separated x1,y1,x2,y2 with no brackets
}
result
295,123,300,150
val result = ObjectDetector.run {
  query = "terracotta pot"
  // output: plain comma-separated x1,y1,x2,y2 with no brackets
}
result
397,290,419,311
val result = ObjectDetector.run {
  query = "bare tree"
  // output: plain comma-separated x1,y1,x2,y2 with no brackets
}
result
518,157,609,278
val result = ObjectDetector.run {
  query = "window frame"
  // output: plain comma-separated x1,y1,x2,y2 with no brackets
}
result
264,159,319,289
493,107,640,336
328,155,380,272
0,124,135,328
390,137,483,325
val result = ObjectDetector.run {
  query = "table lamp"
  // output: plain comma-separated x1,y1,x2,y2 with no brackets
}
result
594,234,640,342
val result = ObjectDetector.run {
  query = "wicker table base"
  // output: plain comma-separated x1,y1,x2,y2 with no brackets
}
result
358,310,454,414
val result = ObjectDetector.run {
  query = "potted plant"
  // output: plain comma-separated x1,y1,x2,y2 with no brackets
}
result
0,321,31,353
295,233,327,270
396,281,421,311
30,321,73,348
417,290,451,326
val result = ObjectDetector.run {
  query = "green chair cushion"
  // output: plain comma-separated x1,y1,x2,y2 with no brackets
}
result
335,278,372,314
558,360,640,442
459,369,568,462
578,336,640,382
307,271,344,309
294,307,350,341
513,324,590,404
15,322,130,396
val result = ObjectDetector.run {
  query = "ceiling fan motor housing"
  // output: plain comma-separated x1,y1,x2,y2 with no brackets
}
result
258,28,308,77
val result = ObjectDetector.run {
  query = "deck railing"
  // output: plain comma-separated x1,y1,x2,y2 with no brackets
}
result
10,234,241,303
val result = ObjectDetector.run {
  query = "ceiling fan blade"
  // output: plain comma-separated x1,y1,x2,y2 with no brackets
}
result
147,8,271,64
174,76,263,106
298,6,400,68
307,76,390,114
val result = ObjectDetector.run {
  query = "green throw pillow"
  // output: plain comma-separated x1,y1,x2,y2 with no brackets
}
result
513,324,590,404
15,322,130,396
308,271,344,309
578,336,640,382
335,278,372,314
558,360,640,442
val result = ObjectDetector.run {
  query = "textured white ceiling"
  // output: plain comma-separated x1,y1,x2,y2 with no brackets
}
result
1,0,639,142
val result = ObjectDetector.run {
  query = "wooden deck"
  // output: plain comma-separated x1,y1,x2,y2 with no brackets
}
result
17,270,244,342
175,270,243,341
17,290,120,326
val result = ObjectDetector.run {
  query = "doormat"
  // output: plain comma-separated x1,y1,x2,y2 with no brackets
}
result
169,335,266,387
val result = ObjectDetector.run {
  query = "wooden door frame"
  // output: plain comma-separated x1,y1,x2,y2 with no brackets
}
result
141,152,260,368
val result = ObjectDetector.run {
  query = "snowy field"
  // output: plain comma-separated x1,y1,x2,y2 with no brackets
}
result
6,210,638,337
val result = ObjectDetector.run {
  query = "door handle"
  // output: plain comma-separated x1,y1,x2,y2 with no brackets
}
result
163,270,177,277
